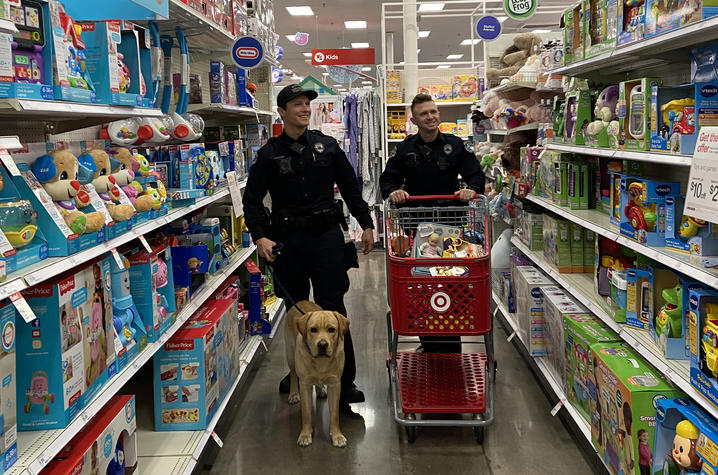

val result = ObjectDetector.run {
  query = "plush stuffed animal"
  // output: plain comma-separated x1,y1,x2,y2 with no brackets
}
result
87,149,135,222
108,147,155,212
31,150,105,234
486,33,542,82
587,85,619,141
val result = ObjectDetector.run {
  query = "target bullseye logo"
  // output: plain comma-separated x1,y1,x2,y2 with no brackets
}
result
430,291,451,312
314,52,325,63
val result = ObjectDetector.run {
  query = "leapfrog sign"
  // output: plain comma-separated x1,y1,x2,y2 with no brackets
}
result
504,0,536,20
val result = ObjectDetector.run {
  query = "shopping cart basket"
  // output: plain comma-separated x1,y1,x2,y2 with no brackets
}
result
385,195,495,443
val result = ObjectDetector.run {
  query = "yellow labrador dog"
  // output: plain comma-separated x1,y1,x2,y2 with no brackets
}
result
285,301,350,448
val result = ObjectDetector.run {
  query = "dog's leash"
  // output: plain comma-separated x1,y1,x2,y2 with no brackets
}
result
266,243,307,315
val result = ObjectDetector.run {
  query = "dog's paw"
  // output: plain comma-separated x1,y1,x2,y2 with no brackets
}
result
331,432,347,448
288,392,300,405
316,385,327,398
297,432,313,447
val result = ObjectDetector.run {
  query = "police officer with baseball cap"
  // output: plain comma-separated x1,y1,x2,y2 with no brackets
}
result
243,84,375,409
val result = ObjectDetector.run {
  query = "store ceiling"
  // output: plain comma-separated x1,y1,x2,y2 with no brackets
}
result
274,0,576,88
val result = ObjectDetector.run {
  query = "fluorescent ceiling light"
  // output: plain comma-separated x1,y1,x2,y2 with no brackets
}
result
303,52,311,57
460,38,481,45
352,42,369,48
285,34,296,42
447,54,463,60
362,67,371,71
532,29,551,33
418,3,444,12
436,65,450,69
498,16,508,22
361,81,373,84
344,20,367,29
418,31,430,38
285,6,314,16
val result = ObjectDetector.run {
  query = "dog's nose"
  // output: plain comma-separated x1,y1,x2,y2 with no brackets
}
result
317,340,329,353
70,180,81,191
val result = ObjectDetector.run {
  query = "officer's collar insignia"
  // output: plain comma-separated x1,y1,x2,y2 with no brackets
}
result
314,142,325,153
443,144,453,155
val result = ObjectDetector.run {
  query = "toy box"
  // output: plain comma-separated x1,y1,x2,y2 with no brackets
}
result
688,288,718,408
609,170,623,227
625,267,652,330
584,229,595,273
543,286,589,386
665,196,718,256
44,395,137,475
128,244,176,342
654,397,718,475
170,242,210,297
563,314,619,421
616,0,645,45
431,84,452,102
645,0,718,38
649,84,697,155
209,61,228,104
456,119,470,137
413,222,462,258
153,299,238,431
552,157,569,206
583,0,618,58
386,70,403,104
17,258,117,430
563,3,585,64
590,342,683,475
244,258,270,335
564,90,592,145
511,265,556,355
0,303,17,472
452,75,478,101
516,205,544,251
610,267,629,323
543,214,572,273
618,78,661,150
438,122,457,134
568,160,590,210
570,222,584,273
619,175,680,246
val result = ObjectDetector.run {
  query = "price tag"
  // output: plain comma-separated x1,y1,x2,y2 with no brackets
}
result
110,248,125,270
550,401,564,416
507,331,516,342
138,235,153,253
10,291,36,323
210,431,224,448
0,148,19,176
226,171,244,218
685,127,718,223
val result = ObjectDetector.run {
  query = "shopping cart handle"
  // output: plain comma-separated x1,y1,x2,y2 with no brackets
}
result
403,194,474,202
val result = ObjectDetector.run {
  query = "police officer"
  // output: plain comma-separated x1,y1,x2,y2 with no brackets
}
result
243,84,375,408
380,93,486,353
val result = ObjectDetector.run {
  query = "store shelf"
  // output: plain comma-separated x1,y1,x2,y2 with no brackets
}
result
523,194,718,290
136,334,265,475
386,102,474,107
0,18,18,35
0,136,22,151
510,236,718,422
267,298,287,339
545,143,693,166
12,244,257,475
187,103,273,123
552,16,718,77
489,82,537,94
161,0,236,50
486,123,539,136
387,136,470,143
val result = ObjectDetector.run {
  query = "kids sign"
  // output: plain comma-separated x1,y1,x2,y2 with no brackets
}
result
504,0,536,20
311,48,375,66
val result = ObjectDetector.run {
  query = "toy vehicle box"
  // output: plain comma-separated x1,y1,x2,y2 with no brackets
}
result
619,175,680,246
688,288,718,408
43,395,137,475
590,342,683,475
542,286,589,386
153,299,237,431
618,78,662,151
17,258,117,430
563,314,619,421
665,196,718,256
128,244,176,342
645,0,718,38
511,265,556,356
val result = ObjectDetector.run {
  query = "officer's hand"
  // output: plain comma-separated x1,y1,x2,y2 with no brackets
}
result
361,229,374,255
256,237,277,262
389,190,410,203
455,189,476,202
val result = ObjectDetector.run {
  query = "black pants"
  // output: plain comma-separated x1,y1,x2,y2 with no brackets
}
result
271,225,356,389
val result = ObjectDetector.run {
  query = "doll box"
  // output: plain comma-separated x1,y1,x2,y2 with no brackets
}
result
413,223,462,258
511,265,556,356
17,258,117,430
590,342,683,475
44,395,137,475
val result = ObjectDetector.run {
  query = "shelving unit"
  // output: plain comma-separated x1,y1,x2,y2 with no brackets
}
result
545,143,693,166
10,244,257,475
385,102,474,108
187,103,274,124
387,136,470,142
485,123,539,136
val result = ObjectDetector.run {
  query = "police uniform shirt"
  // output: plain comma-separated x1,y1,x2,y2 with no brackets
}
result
379,132,486,199
243,129,374,240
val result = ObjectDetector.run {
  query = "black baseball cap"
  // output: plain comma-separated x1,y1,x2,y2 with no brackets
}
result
277,84,318,109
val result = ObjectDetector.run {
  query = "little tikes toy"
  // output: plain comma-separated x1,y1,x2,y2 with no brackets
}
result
0,199,37,248
87,149,134,223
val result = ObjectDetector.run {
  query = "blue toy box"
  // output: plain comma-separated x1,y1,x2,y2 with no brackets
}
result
619,175,680,246
244,258,270,335
616,0,645,46
625,267,652,331
688,288,718,409
649,84,698,155
17,257,117,430
170,242,210,297
645,0,718,38
128,244,176,343
153,298,237,431
0,302,17,472
666,196,718,256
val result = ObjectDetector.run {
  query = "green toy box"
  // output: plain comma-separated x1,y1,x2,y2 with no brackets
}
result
565,90,593,145
571,222,584,273
564,314,619,421
543,214,572,273
552,158,569,207
583,0,618,58
590,342,683,475
563,3,585,64
542,287,589,387
568,160,589,210
584,229,595,273
618,78,662,151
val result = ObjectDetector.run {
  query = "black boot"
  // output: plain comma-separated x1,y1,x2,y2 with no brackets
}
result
340,384,365,404
279,373,291,393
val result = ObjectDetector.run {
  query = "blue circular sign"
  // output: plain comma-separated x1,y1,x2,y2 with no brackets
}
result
231,36,264,69
271,67,283,84
476,16,502,41
274,45,284,60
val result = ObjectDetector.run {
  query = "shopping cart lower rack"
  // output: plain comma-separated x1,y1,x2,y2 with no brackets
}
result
384,195,495,443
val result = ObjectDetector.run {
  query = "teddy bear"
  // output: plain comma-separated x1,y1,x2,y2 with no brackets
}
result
86,149,135,222
486,33,543,83
31,150,106,235
108,147,155,213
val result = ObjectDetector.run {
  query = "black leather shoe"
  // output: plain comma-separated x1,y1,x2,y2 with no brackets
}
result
279,373,291,394
340,385,365,404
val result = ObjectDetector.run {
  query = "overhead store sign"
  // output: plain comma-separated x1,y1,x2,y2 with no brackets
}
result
504,0,536,20
684,127,718,224
311,48,375,66
63,0,168,20
476,16,502,41
231,36,264,69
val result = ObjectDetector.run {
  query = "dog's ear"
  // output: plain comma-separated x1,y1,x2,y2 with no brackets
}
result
334,312,350,336
296,312,312,338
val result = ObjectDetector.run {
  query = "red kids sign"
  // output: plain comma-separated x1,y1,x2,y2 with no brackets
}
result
311,48,375,66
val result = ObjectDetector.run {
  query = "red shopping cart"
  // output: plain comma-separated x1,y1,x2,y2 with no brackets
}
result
385,195,495,443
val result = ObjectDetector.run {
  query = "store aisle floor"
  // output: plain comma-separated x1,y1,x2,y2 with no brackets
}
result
200,251,599,474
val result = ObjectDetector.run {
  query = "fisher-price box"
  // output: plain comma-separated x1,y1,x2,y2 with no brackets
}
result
128,244,176,342
0,303,17,472
43,395,137,475
511,265,556,356
688,288,718,409
17,258,117,430
619,175,680,246
153,299,237,431
590,342,683,475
